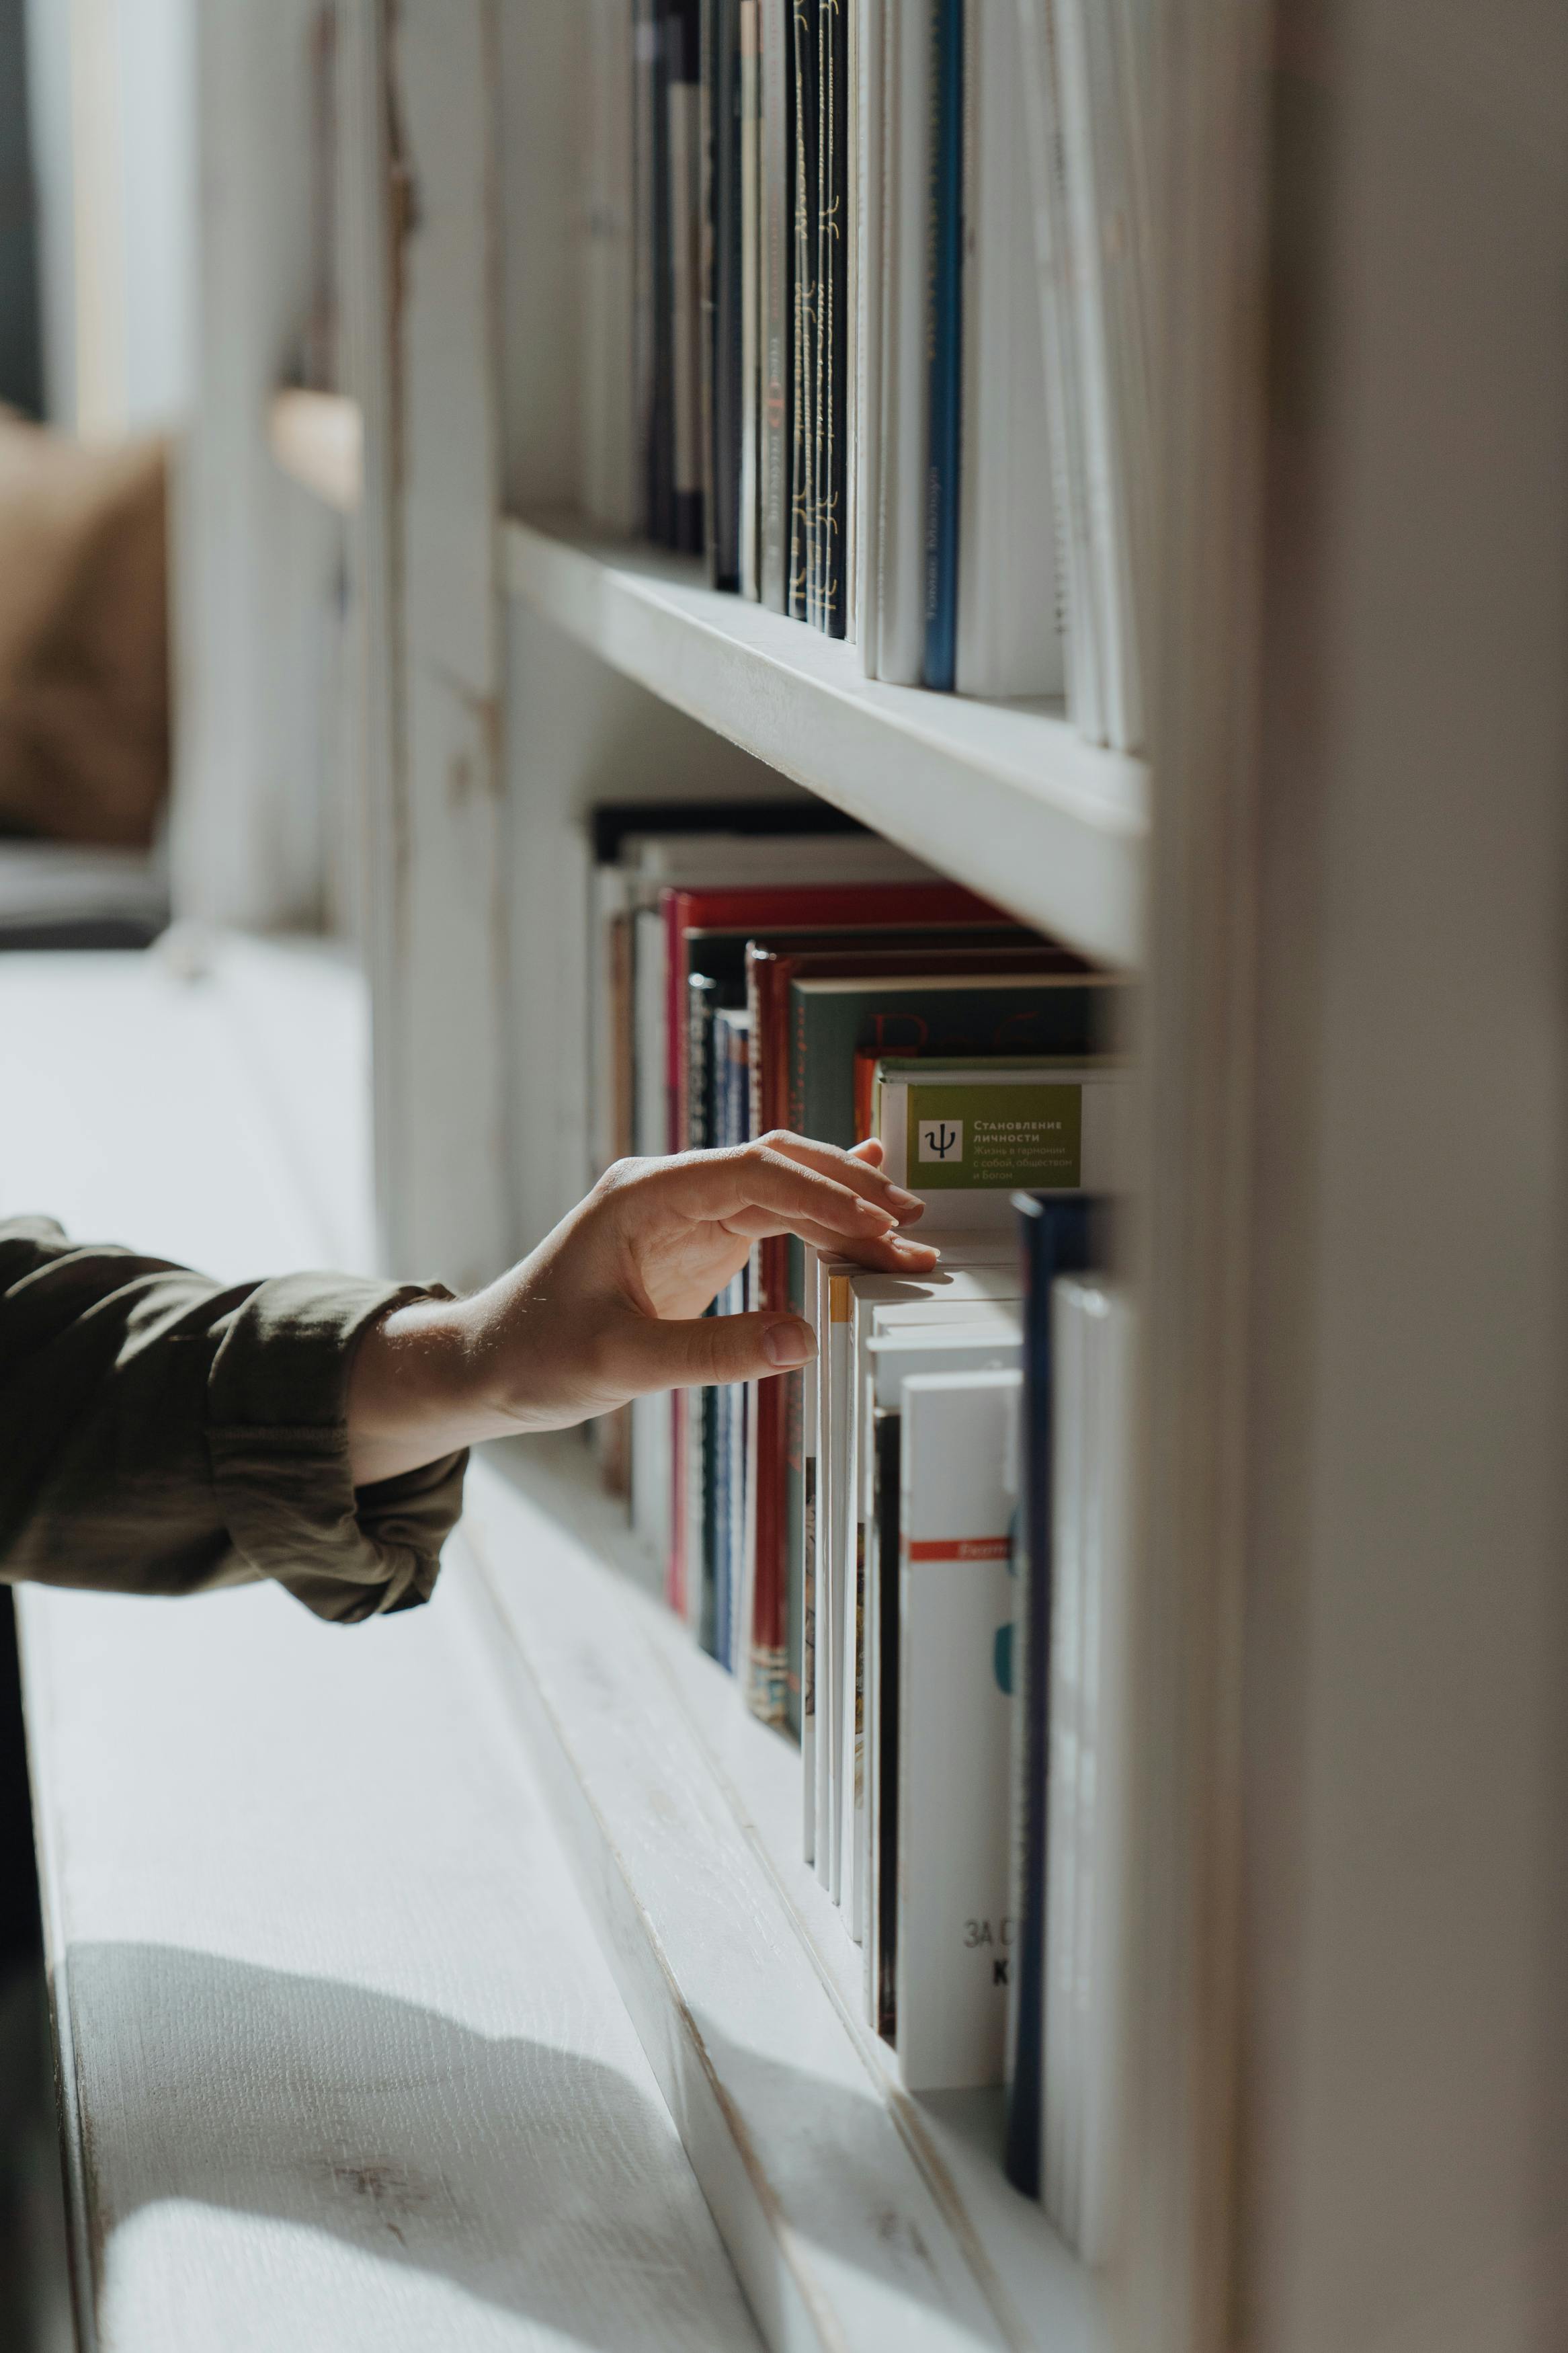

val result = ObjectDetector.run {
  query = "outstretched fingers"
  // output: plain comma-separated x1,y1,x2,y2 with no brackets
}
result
691,1140,937,1263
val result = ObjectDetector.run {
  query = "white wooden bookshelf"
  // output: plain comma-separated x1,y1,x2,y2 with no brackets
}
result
459,1439,1105,2353
311,7,1568,2352
505,516,1148,967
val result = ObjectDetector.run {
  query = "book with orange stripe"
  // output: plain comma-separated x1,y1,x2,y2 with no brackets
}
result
896,1365,1024,2092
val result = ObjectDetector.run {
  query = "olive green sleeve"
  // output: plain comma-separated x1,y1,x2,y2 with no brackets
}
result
0,1216,466,1622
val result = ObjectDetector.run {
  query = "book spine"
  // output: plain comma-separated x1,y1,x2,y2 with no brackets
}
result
817,0,848,635
700,0,720,579
745,952,790,1724
896,1369,1020,2092
739,1,762,596
708,0,745,589
819,1269,854,1890
952,0,1065,694
670,0,706,554
1015,0,1103,737
870,0,930,684
759,0,792,609
1043,1271,1085,2223
921,0,963,689
843,0,861,643
868,1404,901,2033
647,4,677,542
690,974,721,1650
716,1014,751,1670
1003,1191,1097,2194
583,0,638,530
1078,1281,1131,2263
789,0,819,622
801,1257,824,1863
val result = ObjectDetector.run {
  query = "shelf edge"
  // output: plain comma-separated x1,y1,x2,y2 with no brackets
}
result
503,515,1147,968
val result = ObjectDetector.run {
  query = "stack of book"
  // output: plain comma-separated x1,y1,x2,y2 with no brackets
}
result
582,0,1153,742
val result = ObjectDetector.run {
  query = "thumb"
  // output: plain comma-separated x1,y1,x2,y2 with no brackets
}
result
613,1309,816,1394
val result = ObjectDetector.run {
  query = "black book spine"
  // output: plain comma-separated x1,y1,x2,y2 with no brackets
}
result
789,0,820,622
669,0,706,554
689,973,720,1654
710,0,745,589
874,1408,903,2042
759,0,792,610
1003,1189,1099,2201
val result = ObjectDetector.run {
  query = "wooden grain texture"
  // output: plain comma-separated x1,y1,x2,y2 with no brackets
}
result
342,0,513,1290
1116,3,1271,2348
21,1557,761,2353
504,515,1148,969
460,1443,1102,2353
173,0,345,933
1237,10,1568,2352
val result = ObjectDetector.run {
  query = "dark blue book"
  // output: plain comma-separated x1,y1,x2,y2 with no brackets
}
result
712,1006,752,1671
922,0,964,689
1003,1188,1102,2199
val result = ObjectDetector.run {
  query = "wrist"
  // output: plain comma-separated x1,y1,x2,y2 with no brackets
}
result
347,1291,499,1486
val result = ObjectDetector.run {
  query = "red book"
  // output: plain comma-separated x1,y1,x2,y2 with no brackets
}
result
662,881,1003,1161
657,880,1007,1693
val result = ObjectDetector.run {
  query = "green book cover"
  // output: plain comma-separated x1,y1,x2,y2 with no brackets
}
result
780,975,1110,1743
873,1060,1129,1224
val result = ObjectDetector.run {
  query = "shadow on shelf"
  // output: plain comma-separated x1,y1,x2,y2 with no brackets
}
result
59,1942,761,2350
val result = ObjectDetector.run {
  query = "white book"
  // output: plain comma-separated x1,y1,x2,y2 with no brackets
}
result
1044,1273,1085,2226
955,0,1066,697
897,1367,1023,2091
852,0,885,661
1015,0,1104,740
867,0,930,684
876,1060,1130,1228
841,1261,1025,1936
1042,1275,1133,2261
1048,0,1153,752
814,1246,1020,1896
863,1311,1023,2032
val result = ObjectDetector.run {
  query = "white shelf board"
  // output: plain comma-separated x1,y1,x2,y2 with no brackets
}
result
461,1436,1107,2353
504,514,1148,969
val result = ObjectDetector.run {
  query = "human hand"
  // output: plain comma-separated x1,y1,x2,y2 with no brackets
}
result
347,1135,937,1483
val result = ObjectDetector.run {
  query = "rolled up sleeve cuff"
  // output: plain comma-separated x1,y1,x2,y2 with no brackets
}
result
206,1273,468,1624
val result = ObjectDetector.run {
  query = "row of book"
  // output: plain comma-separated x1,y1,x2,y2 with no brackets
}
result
581,0,1153,741
589,801,1120,1712
589,804,1132,2245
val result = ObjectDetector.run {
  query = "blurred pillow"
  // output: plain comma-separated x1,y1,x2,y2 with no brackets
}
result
0,409,169,848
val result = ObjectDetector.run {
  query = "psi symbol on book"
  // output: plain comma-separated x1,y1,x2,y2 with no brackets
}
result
918,1118,963,1163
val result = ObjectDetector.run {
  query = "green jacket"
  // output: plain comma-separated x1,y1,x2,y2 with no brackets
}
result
0,1216,466,1621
